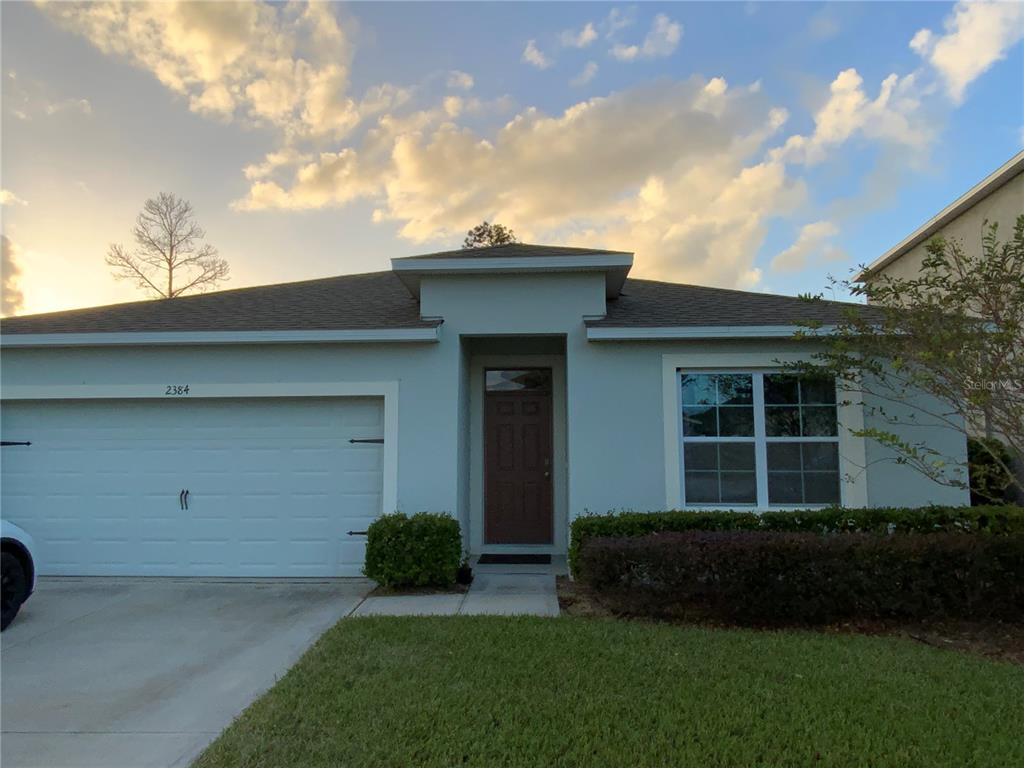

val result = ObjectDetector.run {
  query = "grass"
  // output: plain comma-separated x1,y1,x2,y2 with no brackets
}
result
194,616,1024,768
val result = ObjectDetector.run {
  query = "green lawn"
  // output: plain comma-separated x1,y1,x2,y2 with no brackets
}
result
195,617,1023,768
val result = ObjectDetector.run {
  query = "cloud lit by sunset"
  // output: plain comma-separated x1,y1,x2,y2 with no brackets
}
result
2,1,1022,316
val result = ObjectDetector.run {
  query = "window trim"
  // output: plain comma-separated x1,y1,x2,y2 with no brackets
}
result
679,370,840,508
661,350,868,511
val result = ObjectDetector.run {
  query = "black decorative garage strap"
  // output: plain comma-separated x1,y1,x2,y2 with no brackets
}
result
0,441,31,446
349,438,384,444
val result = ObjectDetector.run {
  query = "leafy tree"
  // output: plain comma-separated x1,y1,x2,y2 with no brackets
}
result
462,221,519,248
794,216,1023,501
107,192,229,298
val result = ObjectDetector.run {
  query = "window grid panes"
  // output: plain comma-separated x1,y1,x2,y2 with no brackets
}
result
680,372,840,507
680,374,757,504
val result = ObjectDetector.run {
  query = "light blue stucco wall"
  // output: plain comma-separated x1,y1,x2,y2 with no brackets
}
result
0,342,461,517
567,338,969,515
861,384,971,507
0,271,969,555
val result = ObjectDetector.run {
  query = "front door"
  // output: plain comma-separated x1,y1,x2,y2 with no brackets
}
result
484,369,553,545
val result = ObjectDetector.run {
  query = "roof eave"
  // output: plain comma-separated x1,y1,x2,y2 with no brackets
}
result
390,253,634,298
857,151,1024,281
0,326,443,348
585,324,836,341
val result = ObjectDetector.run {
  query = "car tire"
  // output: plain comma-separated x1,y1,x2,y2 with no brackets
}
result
1,551,28,631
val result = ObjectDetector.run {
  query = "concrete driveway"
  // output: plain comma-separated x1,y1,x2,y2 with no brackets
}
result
1,577,371,768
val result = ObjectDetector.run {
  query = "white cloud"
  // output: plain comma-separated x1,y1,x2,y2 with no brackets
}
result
909,28,934,55
1,235,25,316
41,1,385,140
521,40,552,69
52,0,1012,293
604,7,635,38
0,189,28,206
446,70,474,90
610,13,682,61
773,68,931,165
570,61,599,87
910,0,1024,104
561,22,597,49
234,76,805,288
610,44,640,62
243,147,313,181
43,97,92,116
770,221,847,273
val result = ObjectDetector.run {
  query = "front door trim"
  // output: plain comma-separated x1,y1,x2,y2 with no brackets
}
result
467,354,567,556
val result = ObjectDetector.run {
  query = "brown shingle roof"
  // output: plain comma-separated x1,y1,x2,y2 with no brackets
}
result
587,278,879,327
0,271,434,335
0,263,878,337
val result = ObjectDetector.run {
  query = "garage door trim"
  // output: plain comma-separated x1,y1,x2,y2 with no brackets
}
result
1,380,400,518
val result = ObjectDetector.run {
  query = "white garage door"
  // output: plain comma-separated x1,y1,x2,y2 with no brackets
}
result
0,397,384,577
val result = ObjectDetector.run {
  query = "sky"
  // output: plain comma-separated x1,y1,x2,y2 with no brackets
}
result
1,1,1022,317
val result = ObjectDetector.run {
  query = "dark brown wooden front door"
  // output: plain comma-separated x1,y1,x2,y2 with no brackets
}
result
484,369,553,545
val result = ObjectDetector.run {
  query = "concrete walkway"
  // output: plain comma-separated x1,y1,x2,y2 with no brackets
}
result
353,573,560,617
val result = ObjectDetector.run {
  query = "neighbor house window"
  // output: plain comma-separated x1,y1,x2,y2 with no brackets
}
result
680,372,840,507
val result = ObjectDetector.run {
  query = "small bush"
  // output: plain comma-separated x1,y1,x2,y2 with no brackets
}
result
569,505,1024,575
577,531,1024,625
968,437,1018,506
363,512,462,588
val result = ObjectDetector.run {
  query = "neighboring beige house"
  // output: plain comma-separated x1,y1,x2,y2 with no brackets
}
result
858,151,1024,286
858,152,1023,500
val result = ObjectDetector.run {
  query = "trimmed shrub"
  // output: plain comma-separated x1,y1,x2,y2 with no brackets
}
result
577,530,1024,625
363,512,462,588
968,437,1018,506
569,505,1024,575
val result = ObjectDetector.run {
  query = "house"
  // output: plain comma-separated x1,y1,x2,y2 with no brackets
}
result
0,244,968,577
858,151,1024,287
857,151,1023,497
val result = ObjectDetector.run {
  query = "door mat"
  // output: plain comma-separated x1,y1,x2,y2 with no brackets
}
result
477,554,552,565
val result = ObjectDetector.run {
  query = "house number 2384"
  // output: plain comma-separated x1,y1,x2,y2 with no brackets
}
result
165,385,191,396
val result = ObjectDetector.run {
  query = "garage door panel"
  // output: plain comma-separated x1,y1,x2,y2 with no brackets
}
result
1,397,384,577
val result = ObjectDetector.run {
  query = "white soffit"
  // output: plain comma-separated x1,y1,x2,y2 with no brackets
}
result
586,325,835,341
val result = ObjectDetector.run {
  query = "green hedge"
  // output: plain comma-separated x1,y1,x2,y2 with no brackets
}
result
576,531,1024,625
363,512,462,588
568,505,1024,575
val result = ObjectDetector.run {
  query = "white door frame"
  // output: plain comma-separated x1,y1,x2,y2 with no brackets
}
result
467,355,568,555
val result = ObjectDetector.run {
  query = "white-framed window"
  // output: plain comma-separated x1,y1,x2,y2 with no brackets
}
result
679,371,840,507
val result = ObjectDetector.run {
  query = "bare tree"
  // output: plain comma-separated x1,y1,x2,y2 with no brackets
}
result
462,221,519,248
106,193,229,298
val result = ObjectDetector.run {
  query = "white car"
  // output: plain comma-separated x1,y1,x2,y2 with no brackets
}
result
1,521,36,630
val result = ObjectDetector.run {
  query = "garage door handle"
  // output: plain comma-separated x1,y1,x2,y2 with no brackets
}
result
184,489,190,510
179,489,185,510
